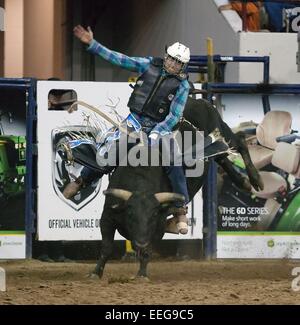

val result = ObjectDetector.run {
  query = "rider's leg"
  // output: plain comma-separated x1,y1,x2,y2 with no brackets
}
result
164,166,189,206
63,167,105,199
162,129,225,234
163,134,190,235
63,119,138,200
164,165,189,234
62,118,129,200
158,135,190,234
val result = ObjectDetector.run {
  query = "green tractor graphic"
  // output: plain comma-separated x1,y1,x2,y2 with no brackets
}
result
0,111,26,203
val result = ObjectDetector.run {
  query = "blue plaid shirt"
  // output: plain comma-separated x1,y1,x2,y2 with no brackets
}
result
87,39,190,136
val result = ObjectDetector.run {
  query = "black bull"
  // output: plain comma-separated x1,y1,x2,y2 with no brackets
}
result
92,97,264,279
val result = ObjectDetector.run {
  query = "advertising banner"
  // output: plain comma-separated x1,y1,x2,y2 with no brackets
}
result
217,94,300,258
0,87,26,259
37,81,203,241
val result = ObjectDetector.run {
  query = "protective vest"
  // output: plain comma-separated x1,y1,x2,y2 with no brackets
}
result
127,57,186,122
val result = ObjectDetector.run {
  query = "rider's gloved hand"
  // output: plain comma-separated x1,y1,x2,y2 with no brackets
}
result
148,132,159,147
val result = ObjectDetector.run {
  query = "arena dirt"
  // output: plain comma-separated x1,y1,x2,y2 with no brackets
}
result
0,259,299,305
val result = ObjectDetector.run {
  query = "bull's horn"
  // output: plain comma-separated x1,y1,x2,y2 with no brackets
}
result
103,189,133,201
154,192,185,204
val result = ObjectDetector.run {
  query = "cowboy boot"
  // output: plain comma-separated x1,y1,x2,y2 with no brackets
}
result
165,206,188,235
63,176,84,199
175,206,188,234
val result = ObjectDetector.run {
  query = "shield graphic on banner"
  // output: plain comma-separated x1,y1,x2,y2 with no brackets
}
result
51,126,102,211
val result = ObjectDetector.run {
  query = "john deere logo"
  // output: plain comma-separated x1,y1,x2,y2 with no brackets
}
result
267,239,275,248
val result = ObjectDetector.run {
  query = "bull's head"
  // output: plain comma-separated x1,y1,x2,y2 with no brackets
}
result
103,189,185,250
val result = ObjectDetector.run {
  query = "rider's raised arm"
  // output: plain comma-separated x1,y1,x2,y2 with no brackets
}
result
149,79,190,137
87,39,151,74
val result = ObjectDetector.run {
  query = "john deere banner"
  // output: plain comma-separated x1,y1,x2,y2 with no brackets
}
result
0,86,26,259
37,81,203,241
217,94,300,258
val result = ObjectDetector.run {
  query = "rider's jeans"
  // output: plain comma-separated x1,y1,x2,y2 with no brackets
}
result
163,165,189,207
81,167,103,184
160,136,189,207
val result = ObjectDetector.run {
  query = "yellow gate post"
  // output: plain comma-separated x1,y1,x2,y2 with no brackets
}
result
206,37,215,83
126,240,134,253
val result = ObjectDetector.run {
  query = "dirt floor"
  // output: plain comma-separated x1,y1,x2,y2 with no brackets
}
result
0,258,300,305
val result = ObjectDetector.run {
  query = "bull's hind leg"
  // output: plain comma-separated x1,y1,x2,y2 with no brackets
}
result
216,156,252,192
91,218,116,279
219,117,263,191
234,131,264,191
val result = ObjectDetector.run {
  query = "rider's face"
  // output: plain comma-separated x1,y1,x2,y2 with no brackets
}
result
164,55,184,75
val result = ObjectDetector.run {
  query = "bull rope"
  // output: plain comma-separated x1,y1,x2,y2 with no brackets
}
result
68,100,140,140
68,100,236,159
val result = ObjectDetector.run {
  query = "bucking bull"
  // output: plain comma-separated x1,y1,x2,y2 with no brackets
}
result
64,96,264,280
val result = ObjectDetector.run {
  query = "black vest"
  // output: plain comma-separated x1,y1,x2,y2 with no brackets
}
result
127,57,186,122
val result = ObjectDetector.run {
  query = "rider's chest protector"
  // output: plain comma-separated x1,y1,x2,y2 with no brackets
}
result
128,57,185,122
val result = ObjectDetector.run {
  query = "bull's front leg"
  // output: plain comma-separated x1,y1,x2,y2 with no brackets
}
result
92,218,116,279
135,246,152,279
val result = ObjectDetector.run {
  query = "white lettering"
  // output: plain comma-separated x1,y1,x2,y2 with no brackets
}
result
291,8,300,32
105,309,139,323
291,267,300,292
220,56,234,61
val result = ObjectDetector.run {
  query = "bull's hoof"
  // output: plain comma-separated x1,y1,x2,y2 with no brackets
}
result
131,275,150,283
86,272,102,280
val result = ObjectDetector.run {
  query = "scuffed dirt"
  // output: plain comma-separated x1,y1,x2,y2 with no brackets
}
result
0,259,300,305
